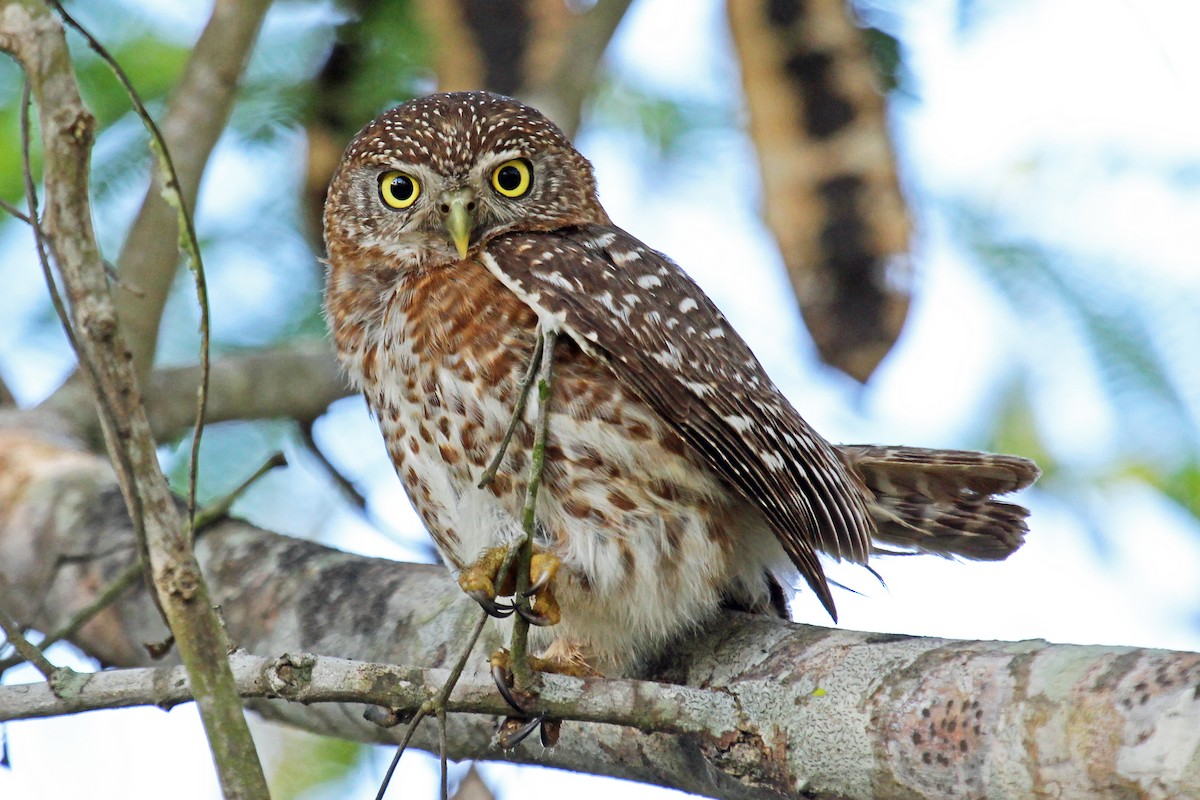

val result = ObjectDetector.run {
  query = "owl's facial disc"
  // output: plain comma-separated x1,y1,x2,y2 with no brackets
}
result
440,188,475,259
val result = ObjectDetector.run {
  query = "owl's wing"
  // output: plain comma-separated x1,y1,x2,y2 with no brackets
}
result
480,224,874,620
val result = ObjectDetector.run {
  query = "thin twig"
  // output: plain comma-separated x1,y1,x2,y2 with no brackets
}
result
478,334,544,488
375,707,425,800
19,79,75,357
192,451,288,535
17,18,151,609
297,421,442,560
22,72,160,649
19,72,153,590
17,59,159,642
19,70,158,626
508,328,557,691
14,71,146,652
0,560,140,674
404,327,557,738
49,0,212,540
439,707,450,800
374,610,489,800
299,420,369,512
0,197,30,224
0,604,57,680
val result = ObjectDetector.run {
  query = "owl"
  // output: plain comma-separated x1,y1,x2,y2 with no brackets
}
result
323,91,1038,677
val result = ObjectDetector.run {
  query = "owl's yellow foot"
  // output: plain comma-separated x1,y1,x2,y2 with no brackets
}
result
520,552,562,626
457,547,513,618
489,646,596,713
458,546,561,626
490,647,595,749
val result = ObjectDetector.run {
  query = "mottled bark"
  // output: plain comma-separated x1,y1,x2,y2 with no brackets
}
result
2,425,1197,800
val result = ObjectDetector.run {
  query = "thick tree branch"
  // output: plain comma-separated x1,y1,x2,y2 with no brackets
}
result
0,3,268,795
2,425,1198,799
112,0,272,379
41,343,349,447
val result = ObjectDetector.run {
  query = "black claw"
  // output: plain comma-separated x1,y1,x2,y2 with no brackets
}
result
472,595,515,618
491,661,529,714
497,714,544,749
523,570,552,598
515,603,554,627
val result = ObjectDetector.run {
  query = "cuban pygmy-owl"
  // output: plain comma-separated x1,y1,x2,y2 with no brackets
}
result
323,91,1038,675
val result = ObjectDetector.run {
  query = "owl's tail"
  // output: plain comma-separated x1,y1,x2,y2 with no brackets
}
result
836,445,1040,561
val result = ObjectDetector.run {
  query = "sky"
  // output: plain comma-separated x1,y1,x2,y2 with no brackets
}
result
2,0,1200,798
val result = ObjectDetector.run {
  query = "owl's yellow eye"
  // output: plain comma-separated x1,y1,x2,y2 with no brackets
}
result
491,159,532,198
379,171,420,209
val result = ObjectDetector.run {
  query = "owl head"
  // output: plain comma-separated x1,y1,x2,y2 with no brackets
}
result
324,91,608,269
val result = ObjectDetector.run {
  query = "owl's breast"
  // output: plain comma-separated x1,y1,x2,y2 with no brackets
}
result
326,252,784,671
328,258,543,560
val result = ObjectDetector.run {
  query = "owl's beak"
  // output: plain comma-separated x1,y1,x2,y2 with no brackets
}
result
441,190,475,259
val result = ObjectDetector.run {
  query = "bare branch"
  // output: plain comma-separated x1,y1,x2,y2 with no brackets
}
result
376,611,489,800
0,196,31,224
1,650,733,737
111,0,272,379
299,420,369,512
146,345,346,439
0,3,268,795
2,424,1198,799
0,602,57,680
509,327,558,690
41,343,349,447
48,0,216,534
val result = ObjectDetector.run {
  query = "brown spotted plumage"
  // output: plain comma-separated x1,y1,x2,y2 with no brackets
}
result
323,91,1039,674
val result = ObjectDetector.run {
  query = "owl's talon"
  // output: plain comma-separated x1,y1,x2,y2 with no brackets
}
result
516,602,556,627
490,651,530,714
490,646,574,749
523,553,559,597
471,594,515,619
497,714,544,749
459,547,562,625
459,546,516,617
518,553,562,625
